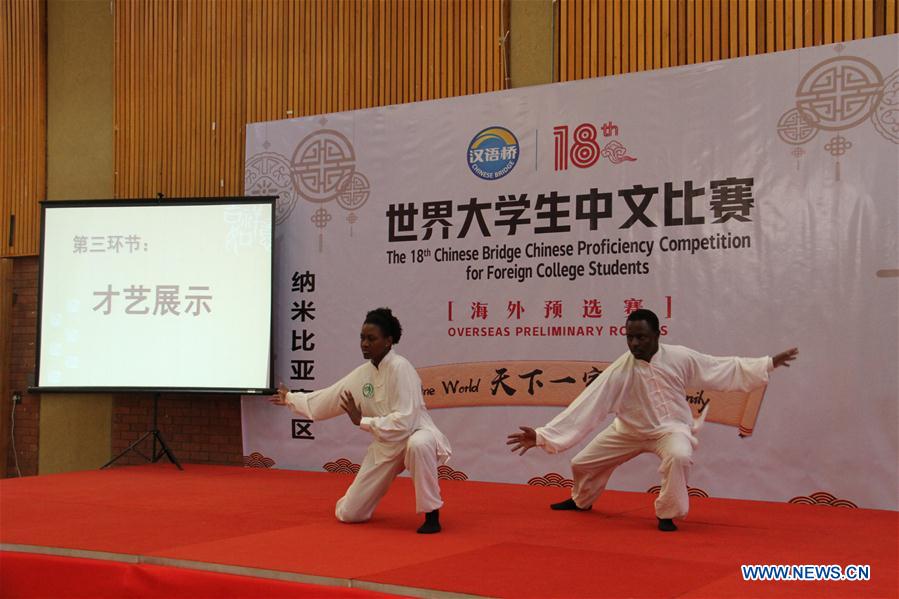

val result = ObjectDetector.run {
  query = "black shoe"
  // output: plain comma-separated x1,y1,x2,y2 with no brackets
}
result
657,518,678,532
550,498,591,511
417,509,441,534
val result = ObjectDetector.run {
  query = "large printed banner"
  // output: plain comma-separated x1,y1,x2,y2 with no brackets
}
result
242,35,899,510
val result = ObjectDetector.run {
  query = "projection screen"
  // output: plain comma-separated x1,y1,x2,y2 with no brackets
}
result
35,198,274,393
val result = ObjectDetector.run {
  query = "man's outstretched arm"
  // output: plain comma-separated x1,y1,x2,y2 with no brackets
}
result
505,352,633,455
507,426,537,455
684,344,798,393
772,347,799,369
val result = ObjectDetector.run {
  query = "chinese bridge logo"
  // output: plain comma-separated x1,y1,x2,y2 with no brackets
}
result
467,126,520,180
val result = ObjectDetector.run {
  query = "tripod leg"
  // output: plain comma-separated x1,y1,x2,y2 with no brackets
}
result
153,430,184,470
101,431,154,469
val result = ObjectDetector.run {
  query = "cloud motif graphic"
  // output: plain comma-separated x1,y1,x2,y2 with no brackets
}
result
528,472,574,488
789,491,857,509
647,485,709,498
243,451,276,468
323,458,361,474
437,465,468,481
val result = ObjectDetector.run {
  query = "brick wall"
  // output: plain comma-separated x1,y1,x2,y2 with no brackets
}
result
110,394,243,466
4,256,245,475
6,257,39,477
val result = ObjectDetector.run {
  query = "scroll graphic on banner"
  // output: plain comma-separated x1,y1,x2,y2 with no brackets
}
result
417,361,767,437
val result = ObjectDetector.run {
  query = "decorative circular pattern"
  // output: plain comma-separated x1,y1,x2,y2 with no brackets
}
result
291,130,357,202
795,56,883,131
244,152,297,225
776,108,818,145
872,68,899,144
335,171,371,212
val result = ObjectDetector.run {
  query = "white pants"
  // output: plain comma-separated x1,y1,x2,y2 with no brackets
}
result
335,429,443,523
569,423,694,519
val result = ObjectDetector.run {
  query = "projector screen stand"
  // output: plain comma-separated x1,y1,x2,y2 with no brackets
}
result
101,393,183,470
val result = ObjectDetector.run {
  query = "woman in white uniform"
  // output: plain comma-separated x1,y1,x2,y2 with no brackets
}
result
271,307,451,534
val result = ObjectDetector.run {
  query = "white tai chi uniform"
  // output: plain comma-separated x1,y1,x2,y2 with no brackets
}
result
285,349,451,522
536,344,772,519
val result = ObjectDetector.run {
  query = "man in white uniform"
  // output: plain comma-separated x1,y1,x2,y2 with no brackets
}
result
507,309,797,531
272,308,451,534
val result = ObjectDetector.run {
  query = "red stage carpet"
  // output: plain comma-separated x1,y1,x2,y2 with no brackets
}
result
1,464,896,598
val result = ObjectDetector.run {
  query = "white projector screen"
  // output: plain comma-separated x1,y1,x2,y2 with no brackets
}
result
36,198,274,393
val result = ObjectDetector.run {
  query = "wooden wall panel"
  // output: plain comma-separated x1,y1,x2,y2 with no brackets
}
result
114,0,509,200
4,0,897,244
559,0,898,82
0,0,46,257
